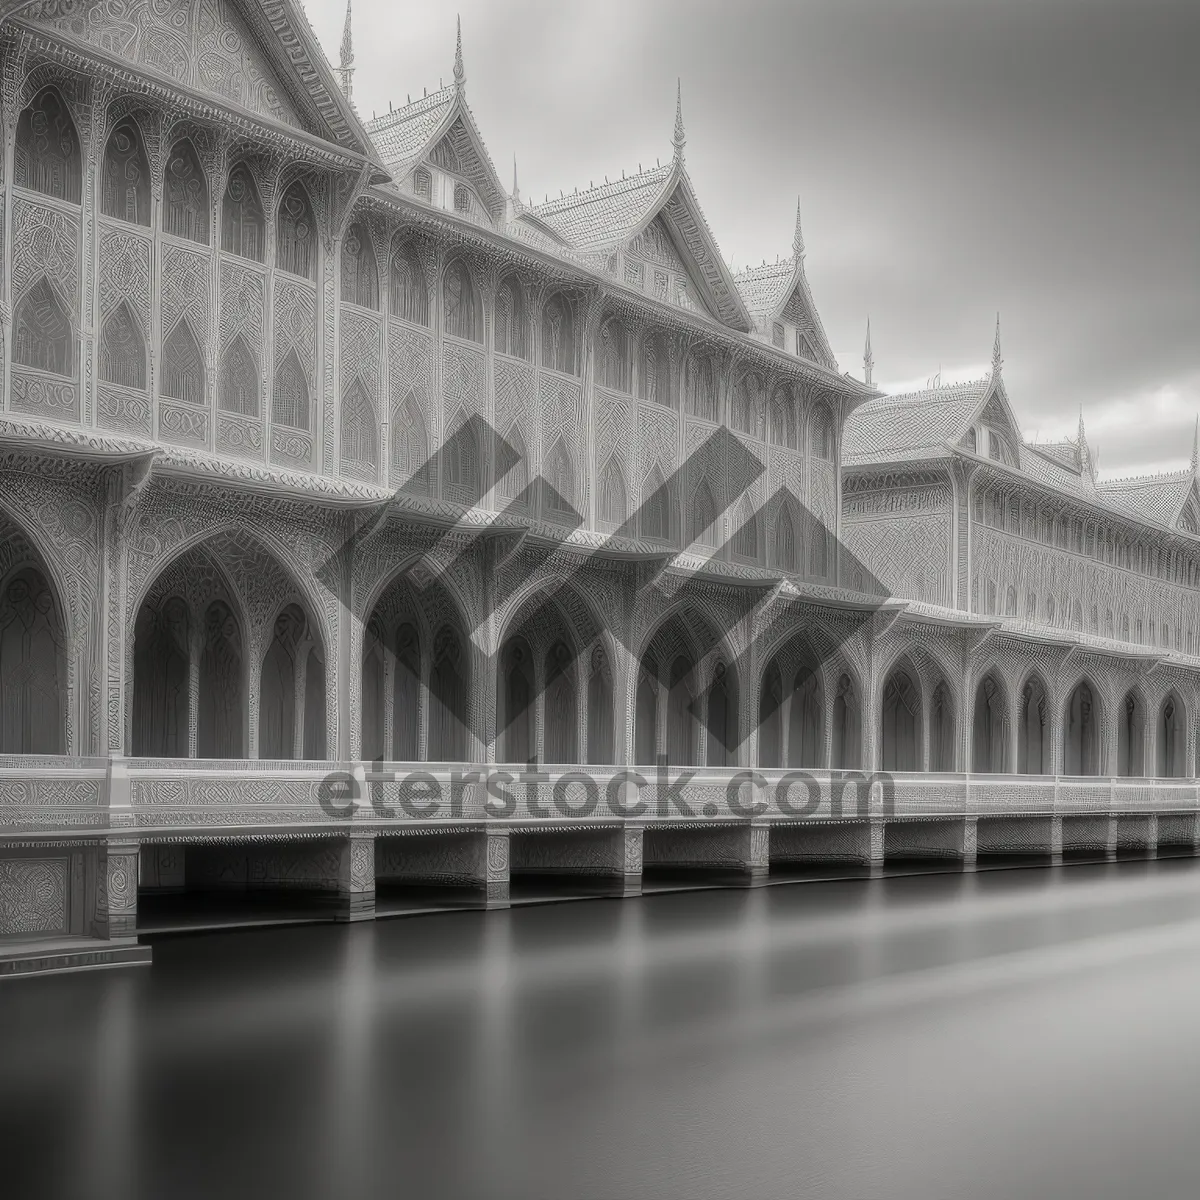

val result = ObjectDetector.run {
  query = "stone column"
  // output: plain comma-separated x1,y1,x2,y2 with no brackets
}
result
337,831,375,922
747,821,770,886
94,840,139,940
1049,813,1064,865
869,820,886,876
620,824,643,897
962,815,978,872
483,827,510,909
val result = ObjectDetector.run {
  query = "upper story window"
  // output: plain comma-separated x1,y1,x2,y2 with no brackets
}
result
443,258,481,342
162,139,209,244
771,322,784,349
389,242,428,326
13,277,73,376
541,293,577,375
770,390,798,450
810,404,833,459
341,223,379,310
732,376,761,436
598,317,629,391
221,162,265,262
638,332,672,407
414,168,432,201
453,183,470,214
277,182,316,281
101,120,150,225
15,87,81,204
684,354,718,422
495,275,528,359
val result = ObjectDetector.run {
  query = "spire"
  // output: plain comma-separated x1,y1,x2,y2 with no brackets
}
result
863,316,874,388
991,311,1002,376
453,14,465,92
337,0,355,103
1191,416,1198,473
512,155,520,205
792,196,805,259
672,78,685,165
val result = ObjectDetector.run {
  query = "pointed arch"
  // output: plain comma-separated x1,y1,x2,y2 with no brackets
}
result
690,479,719,548
544,436,576,517
1117,688,1145,777
732,494,757,560
99,301,145,390
586,643,615,766
598,316,629,391
429,623,468,760
161,318,204,404
641,465,673,542
391,621,420,762
881,661,922,772
219,334,259,417
770,389,798,450
498,635,534,764
1018,673,1049,774
598,456,627,527
494,274,528,358
706,661,738,766
221,161,265,261
495,423,528,503
392,390,430,493
13,277,73,377
197,600,244,758
443,412,481,503
162,138,209,244
340,377,378,478
639,330,672,407
732,375,761,436
972,671,1009,772
0,565,67,754
930,680,956,771
773,498,799,572
635,658,658,765
831,672,861,770
758,661,783,768
389,242,429,326
541,292,577,374
259,603,316,760
443,257,481,342
15,87,81,203
132,596,188,758
667,654,698,766
341,222,379,309
272,348,310,431
808,520,828,578
1062,678,1102,775
685,353,718,422
544,640,579,764
277,181,316,279
101,118,149,225
1158,691,1187,778
810,403,833,460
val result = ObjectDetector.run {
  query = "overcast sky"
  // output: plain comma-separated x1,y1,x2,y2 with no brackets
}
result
306,0,1199,479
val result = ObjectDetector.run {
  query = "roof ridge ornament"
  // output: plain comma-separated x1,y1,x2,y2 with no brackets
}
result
512,154,520,205
864,316,874,387
672,78,685,166
793,195,805,260
991,311,1002,376
337,0,354,103
453,14,465,94
1191,415,1199,474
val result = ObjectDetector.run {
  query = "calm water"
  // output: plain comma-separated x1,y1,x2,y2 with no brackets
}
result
5,861,1200,1199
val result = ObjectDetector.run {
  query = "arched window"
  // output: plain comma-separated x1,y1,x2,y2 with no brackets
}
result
453,183,471,214
641,466,672,541
1118,690,1144,777
390,622,420,762
443,259,480,341
161,319,204,404
413,168,432,201
219,335,258,417
132,597,188,758
732,496,757,560
809,522,828,577
1159,693,1187,778
13,278,73,376
810,404,833,459
639,332,672,406
774,502,798,571
15,87,81,203
341,222,379,309
598,456,627,526
101,119,149,225
271,349,309,430
391,390,430,493
221,162,265,261
499,636,534,764
732,377,760,436
691,480,718,547
99,301,145,389
881,665,922,772
706,662,737,767
494,275,527,358
495,423,528,503
444,415,480,502
587,645,614,766
1018,676,1049,774
544,437,575,516
389,243,428,326
277,181,316,280
931,681,955,771
162,139,209,244
197,600,244,758
541,293,576,374
635,660,658,764
1062,680,1101,775
1004,586,1017,617
429,624,467,760
770,391,798,450
0,566,66,754
340,377,378,477
685,354,718,421
598,317,629,391
544,641,578,764
972,673,1008,772
831,673,861,770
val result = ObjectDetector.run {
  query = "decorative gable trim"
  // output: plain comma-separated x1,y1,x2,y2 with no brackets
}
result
425,114,505,220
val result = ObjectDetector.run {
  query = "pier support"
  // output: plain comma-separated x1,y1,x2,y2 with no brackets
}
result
337,833,376,921
642,822,769,887
883,818,973,870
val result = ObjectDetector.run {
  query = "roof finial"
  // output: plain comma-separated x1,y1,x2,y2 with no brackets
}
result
991,311,1002,376
337,0,355,103
863,316,874,387
1077,402,1085,445
511,155,520,205
672,78,685,165
793,196,805,259
453,13,465,92
1190,416,1198,473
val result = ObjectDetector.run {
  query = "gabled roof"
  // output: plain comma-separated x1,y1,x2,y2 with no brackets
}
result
843,377,993,465
365,82,506,220
529,159,753,333
1097,469,1199,528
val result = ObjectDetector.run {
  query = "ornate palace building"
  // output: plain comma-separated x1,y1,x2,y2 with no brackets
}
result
1,0,1198,974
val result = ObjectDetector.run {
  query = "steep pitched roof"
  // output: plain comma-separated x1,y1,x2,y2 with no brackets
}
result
734,253,837,370
843,377,992,465
529,161,753,332
1097,470,1198,527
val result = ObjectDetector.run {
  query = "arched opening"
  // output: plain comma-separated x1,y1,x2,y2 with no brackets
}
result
1158,692,1187,778
132,596,189,758
219,335,259,417
732,376,760,436
16,87,81,203
162,139,209,244
690,480,719,548
598,456,627,527
758,662,783,768
972,673,1008,772
102,119,150,225
543,437,576,518
1117,690,1145,777
705,662,738,766
831,673,860,770
586,644,614,766
1017,676,1049,773
666,655,698,766
881,664,922,772
392,391,430,493
494,274,528,359
684,354,718,422
732,496,757,561
598,317,629,391
495,423,528,504
161,318,205,405
930,681,955,771
498,635,535,765
443,258,481,342
1062,680,1101,776
541,293,577,374
773,499,799,572
635,660,658,765
99,301,146,390
0,565,66,754
340,378,378,479
341,222,379,309
810,404,833,460
259,603,325,760
771,390,798,449
221,162,265,261
428,625,468,760
638,332,672,407
543,641,578,764
390,242,428,325
277,181,316,279
13,278,73,377
390,622,421,762
443,414,480,504
788,665,823,769
197,600,244,758
640,465,672,542
272,349,310,431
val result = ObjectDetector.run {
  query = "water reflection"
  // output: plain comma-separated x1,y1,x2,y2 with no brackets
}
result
5,860,1200,1198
